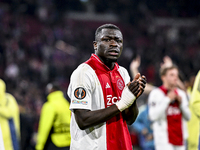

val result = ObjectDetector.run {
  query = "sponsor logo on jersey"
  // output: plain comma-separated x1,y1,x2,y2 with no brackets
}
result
74,87,86,100
72,100,88,105
106,83,111,88
167,106,181,115
107,95,121,106
117,79,124,90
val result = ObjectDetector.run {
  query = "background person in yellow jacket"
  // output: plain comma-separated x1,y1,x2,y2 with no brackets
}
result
0,124,5,150
185,74,199,150
36,82,71,150
189,70,200,150
0,79,20,150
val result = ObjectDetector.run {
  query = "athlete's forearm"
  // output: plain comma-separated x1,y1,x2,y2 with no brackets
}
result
123,101,138,125
74,105,120,130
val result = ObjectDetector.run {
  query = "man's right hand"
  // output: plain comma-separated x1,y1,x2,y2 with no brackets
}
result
127,75,140,97
116,73,146,112
128,73,147,98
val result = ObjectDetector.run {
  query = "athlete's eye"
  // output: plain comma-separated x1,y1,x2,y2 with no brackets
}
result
116,39,122,43
103,38,110,42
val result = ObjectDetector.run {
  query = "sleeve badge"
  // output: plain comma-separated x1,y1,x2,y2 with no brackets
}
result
74,87,86,100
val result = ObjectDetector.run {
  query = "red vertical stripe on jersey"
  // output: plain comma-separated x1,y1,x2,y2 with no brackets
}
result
86,54,132,150
159,86,183,146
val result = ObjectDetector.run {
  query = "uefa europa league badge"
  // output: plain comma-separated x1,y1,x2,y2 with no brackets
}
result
74,87,86,100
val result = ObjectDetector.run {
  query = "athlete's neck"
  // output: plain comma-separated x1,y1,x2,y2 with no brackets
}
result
97,55,116,70
104,60,115,70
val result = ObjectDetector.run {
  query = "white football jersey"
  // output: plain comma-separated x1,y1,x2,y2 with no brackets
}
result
148,87,190,150
68,58,130,150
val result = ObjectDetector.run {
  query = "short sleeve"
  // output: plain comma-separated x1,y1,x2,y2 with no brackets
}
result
118,66,130,85
68,64,94,111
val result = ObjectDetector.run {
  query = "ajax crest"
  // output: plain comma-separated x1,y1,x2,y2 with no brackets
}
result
117,79,124,90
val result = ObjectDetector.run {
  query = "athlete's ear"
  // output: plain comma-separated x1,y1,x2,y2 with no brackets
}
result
93,41,97,51
161,75,165,82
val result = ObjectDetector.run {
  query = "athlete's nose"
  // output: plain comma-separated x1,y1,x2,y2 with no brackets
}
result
110,39,118,47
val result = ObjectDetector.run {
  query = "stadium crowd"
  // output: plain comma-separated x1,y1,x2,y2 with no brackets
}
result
0,0,200,149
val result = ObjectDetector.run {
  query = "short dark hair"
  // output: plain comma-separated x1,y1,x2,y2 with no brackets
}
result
46,82,61,93
52,83,61,91
159,65,179,77
95,24,121,41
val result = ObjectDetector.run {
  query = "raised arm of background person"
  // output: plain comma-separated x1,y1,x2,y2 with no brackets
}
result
36,102,55,150
148,89,171,121
160,56,187,92
130,56,154,94
191,70,200,118
72,74,144,130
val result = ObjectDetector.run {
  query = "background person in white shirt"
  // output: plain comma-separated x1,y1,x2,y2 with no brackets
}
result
148,65,190,150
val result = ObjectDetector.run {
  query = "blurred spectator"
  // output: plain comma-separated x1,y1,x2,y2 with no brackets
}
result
35,82,71,150
0,125,5,150
190,70,200,150
131,104,155,150
191,70,200,119
187,73,200,150
129,55,174,150
148,65,190,150
4,62,19,80
129,55,197,150
18,100,35,150
0,79,20,150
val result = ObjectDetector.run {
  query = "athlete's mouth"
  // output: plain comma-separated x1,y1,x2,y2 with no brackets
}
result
108,49,120,56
